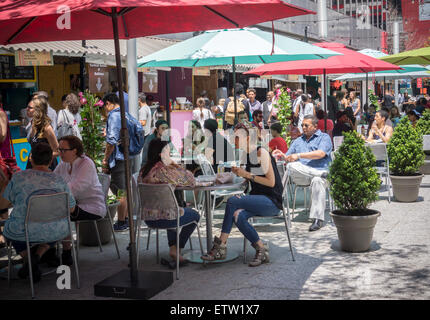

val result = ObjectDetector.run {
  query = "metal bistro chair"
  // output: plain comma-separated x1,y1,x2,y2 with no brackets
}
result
243,166,295,263
333,135,344,151
7,192,79,299
86,173,121,261
137,183,204,280
366,143,391,203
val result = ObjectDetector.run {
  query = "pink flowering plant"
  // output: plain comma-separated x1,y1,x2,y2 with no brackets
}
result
78,90,105,171
275,87,293,146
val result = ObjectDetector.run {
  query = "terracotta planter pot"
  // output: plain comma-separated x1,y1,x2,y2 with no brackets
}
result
390,174,424,202
79,202,119,246
330,209,380,253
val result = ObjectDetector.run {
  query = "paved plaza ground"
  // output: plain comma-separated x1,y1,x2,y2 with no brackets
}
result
1,175,429,300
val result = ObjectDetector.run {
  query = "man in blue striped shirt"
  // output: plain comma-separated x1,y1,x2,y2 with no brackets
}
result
273,115,333,232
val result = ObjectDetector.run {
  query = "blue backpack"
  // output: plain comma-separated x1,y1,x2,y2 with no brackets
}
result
120,112,145,156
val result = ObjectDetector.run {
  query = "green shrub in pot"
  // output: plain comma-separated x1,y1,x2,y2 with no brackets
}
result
387,116,424,176
387,116,425,202
328,130,380,213
328,130,381,252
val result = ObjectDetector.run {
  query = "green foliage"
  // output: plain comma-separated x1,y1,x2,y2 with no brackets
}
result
78,90,105,172
387,116,425,176
328,131,380,212
107,190,125,205
275,88,292,146
368,89,380,110
416,109,430,136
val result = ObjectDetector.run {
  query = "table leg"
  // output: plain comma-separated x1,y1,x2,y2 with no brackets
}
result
204,190,212,252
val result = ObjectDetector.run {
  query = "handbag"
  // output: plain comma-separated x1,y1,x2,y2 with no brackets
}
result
57,110,75,138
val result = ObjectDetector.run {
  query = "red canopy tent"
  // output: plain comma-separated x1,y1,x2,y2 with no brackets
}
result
245,42,402,131
0,0,314,299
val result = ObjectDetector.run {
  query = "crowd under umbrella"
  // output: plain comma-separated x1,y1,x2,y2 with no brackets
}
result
333,49,429,103
0,0,316,299
138,27,341,124
379,46,430,66
245,42,403,132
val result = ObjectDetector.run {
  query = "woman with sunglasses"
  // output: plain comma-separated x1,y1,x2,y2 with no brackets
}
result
201,123,283,267
53,135,106,266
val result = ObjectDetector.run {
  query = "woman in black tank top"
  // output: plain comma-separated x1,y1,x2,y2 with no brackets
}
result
201,123,283,267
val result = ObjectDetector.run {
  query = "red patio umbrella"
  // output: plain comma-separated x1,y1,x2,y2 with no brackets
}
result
245,42,403,131
0,0,314,299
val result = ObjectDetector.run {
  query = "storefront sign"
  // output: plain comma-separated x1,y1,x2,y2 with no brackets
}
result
89,65,109,93
0,54,36,82
141,69,158,93
14,50,53,66
193,67,210,77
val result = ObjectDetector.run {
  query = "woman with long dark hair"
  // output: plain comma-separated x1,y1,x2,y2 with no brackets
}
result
139,138,200,269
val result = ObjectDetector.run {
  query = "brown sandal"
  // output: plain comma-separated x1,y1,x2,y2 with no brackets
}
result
201,236,227,261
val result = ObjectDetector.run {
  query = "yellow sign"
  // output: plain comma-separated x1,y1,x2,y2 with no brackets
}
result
14,50,53,66
193,67,210,76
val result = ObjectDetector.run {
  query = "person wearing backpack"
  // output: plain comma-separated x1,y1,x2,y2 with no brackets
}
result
57,93,82,140
102,93,144,232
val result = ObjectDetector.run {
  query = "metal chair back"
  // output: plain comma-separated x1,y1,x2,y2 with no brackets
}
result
138,183,180,220
423,135,430,151
97,173,111,202
366,143,388,162
196,154,216,176
333,136,344,150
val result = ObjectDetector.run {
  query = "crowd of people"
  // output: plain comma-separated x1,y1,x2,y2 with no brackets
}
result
0,80,429,283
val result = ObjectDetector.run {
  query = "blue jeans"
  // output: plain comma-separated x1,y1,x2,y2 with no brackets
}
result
145,208,200,249
221,195,280,244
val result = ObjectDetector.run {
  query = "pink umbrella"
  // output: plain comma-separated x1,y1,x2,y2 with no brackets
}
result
0,0,314,299
245,42,403,131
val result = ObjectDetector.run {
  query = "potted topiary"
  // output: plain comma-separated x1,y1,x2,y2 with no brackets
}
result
387,116,425,202
275,87,293,146
416,109,430,174
328,130,381,252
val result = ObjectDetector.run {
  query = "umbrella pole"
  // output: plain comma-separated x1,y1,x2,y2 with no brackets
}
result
95,9,174,300
166,71,171,126
323,70,327,133
111,8,138,283
232,57,238,125
366,72,369,110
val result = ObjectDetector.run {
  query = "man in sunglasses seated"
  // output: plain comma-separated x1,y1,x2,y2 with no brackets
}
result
273,115,332,232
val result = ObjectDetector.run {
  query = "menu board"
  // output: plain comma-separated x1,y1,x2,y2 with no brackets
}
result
0,54,36,82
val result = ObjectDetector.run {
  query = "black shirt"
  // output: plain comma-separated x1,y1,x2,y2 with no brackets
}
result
246,147,283,210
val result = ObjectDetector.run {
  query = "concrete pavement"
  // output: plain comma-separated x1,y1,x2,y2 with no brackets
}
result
1,175,429,300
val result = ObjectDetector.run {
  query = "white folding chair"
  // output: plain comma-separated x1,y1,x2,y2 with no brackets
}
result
366,143,391,203
333,135,344,151
7,192,79,299
137,183,203,280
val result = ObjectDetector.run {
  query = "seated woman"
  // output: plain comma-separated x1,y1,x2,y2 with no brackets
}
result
390,106,401,128
2,142,75,282
407,109,421,128
366,110,393,143
54,135,106,265
139,138,200,269
201,123,284,267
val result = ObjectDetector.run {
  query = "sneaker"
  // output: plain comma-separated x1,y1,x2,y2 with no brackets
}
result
201,236,227,261
248,245,270,267
113,219,129,232
61,250,73,266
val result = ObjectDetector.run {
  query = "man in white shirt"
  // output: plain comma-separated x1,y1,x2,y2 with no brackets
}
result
262,91,274,128
138,93,152,138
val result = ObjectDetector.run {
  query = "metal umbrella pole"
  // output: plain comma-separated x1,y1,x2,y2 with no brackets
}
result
232,56,238,125
323,69,327,133
366,72,369,109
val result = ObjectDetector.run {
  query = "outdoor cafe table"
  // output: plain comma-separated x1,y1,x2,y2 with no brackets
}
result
176,176,248,263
